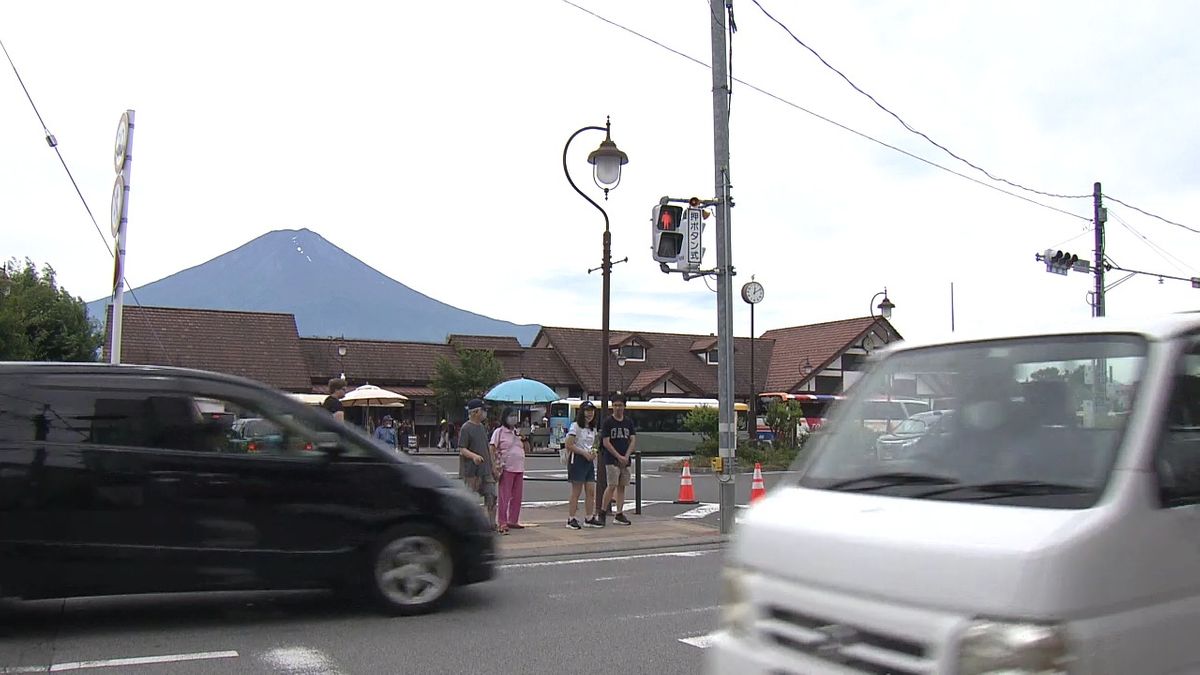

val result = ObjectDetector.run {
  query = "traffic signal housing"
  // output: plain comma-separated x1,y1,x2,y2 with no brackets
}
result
1042,249,1091,276
652,204,685,264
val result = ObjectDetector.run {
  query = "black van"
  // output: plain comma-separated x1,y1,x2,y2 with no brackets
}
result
0,363,494,615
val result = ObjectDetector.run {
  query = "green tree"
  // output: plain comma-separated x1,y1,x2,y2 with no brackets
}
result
684,405,720,455
0,258,102,362
430,347,504,420
765,399,806,448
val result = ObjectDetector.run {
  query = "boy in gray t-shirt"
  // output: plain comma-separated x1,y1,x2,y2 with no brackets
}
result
458,399,498,526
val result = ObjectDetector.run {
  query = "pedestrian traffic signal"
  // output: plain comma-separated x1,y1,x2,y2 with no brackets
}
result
652,205,685,264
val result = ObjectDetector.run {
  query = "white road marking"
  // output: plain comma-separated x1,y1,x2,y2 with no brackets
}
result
499,549,710,569
1,651,240,672
628,605,717,620
675,503,720,519
593,575,621,581
679,631,724,649
259,647,343,675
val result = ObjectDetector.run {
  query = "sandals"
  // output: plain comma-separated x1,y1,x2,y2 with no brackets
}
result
497,525,509,535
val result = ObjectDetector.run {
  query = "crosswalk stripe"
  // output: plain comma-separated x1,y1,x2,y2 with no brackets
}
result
679,631,723,649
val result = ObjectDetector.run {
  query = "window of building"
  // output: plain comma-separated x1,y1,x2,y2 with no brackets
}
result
705,349,719,365
619,344,646,362
841,353,865,371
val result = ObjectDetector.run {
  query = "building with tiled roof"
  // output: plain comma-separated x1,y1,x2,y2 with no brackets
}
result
101,305,311,391
105,306,902,439
761,316,902,395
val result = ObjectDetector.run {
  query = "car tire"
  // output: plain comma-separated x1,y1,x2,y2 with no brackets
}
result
365,524,455,616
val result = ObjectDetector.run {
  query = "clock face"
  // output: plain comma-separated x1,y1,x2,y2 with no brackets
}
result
742,281,764,304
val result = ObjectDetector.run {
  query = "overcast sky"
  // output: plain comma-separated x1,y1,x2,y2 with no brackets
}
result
4,1,1199,345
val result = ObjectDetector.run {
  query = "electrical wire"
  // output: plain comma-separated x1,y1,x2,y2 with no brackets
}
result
1110,209,1197,276
1103,194,1200,235
2,37,175,365
747,0,1093,201
557,0,1091,224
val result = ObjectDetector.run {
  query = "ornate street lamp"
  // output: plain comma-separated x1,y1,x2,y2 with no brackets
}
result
564,116,628,514
870,287,895,319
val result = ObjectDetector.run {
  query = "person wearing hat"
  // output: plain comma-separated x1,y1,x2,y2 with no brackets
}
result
458,398,499,527
564,400,603,530
373,414,398,451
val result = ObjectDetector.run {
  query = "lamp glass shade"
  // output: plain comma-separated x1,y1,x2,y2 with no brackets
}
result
593,156,621,187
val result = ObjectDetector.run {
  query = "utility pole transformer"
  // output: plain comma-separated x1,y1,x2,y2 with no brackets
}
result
709,0,737,534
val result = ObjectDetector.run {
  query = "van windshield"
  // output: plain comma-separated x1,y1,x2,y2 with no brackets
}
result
794,334,1147,509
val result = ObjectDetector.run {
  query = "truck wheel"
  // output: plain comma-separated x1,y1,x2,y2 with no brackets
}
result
366,525,454,615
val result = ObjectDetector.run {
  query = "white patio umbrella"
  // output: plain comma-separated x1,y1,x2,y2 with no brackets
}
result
339,384,408,427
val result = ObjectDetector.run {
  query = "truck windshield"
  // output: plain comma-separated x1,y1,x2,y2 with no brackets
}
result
795,334,1147,509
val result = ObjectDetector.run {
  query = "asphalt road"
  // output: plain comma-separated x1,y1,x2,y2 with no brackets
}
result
412,453,796,515
0,545,725,674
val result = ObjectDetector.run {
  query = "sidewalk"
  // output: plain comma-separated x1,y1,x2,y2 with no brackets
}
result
494,503,727,559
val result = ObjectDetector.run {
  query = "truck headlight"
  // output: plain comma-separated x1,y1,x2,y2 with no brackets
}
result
719,566,752,636
957,619,1072,674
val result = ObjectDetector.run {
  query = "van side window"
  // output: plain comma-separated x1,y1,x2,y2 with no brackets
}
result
1157,343,1200,507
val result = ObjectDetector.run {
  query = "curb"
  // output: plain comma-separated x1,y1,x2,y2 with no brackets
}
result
498,535,728,562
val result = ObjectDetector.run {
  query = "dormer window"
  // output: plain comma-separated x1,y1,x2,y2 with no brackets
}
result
705,349,719,365
618,344,646,362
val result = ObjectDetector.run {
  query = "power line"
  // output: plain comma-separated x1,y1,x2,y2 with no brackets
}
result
1110,209,1197,276
1103,194,1200,235
557,0,1091,223
747,0,1093,202
2,37,175,365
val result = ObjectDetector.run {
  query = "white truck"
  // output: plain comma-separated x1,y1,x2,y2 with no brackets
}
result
712,313,1200,674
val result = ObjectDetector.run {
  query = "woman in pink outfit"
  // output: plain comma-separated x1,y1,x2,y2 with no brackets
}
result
490,406,526,534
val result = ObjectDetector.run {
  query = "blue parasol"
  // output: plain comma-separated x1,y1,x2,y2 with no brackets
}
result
483,377,559,405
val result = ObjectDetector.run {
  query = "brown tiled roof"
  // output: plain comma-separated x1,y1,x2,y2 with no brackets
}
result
300,337,455,388
533,326,773,399
102,305,311,391
300,338,576,392
690,337,718,352
609,332,654,349
761,316,901,392
448,335,524,353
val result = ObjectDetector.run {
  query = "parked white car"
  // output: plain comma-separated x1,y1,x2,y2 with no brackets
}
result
712,313,1200,674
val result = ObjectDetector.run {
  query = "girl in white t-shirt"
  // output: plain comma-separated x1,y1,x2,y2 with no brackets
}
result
564,402,603,529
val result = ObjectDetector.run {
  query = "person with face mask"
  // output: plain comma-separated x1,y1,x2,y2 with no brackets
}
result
490,406,527,534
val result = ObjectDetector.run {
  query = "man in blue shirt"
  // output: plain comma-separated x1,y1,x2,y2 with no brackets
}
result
373,415,398,451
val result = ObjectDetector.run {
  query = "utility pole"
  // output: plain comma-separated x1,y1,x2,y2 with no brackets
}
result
709,0,737,535
1092,181,1107,420
1093,181,1106,318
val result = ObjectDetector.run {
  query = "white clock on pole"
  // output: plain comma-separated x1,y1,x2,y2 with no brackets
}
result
741,280,764,304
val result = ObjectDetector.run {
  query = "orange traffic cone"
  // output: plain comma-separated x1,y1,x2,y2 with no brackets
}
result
750,462,767,503
674,460,699,504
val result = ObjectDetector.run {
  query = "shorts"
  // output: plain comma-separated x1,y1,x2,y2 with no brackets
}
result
465,475,498,499
567,457,596,483
605,463,631,487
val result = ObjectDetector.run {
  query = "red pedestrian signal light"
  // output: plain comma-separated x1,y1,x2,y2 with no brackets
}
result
651,204,686,265
656,205,683,232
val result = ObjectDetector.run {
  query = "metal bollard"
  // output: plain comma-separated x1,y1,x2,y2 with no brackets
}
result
635,452,642,515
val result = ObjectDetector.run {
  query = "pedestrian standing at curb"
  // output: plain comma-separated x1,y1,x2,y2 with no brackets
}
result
437,419,451,449
599,393,636,526
373,414,398,452
458,398,499,528
565,401,603,530
491,406,526,535
322,378,347,423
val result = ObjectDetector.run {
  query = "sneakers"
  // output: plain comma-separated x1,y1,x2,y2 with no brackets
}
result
584,516,604,528
614,513,631,526
566,518,582,530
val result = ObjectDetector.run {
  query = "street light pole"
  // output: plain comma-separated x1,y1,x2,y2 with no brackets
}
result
563,118,628,515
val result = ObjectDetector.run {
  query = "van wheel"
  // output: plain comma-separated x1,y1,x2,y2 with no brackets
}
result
366,525,454,615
